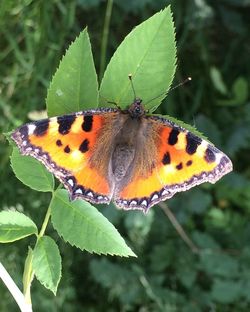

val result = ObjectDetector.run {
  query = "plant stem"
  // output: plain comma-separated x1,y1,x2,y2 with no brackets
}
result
37,200,52,238
99,0,113,80
159,203,200,254
23,248,34,304
0,262,33,312
22,196,53,305
139,274,164,310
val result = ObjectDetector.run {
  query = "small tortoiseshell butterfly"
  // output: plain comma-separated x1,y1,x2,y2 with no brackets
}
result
11,92,232,212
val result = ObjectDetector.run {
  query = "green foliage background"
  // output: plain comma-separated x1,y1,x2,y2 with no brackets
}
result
1,0,250,311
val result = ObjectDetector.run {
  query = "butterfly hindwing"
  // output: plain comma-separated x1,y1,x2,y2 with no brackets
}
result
11,108,119,204
115,115,232,211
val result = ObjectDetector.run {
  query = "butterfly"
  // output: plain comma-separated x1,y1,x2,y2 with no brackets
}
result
11,96,233,212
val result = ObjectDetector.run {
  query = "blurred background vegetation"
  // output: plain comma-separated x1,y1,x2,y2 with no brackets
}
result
1,0,250,311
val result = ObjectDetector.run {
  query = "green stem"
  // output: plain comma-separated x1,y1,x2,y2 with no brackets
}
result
23,248,34,304
23,193,54,304
159,203,199,254
37,200,52,238
99,0,113,80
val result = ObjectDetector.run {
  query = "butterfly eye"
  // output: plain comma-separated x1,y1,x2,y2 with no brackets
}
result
135,106,141,113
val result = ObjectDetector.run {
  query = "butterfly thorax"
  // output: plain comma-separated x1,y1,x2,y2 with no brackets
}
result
127,98,146,118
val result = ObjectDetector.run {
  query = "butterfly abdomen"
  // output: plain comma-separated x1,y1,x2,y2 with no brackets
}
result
112,144,135,181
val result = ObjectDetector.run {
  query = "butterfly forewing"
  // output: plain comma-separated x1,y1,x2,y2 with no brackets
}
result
11,109,119,204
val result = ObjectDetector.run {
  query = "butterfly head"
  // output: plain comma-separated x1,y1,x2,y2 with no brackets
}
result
127,98,146,118
127,74,146,118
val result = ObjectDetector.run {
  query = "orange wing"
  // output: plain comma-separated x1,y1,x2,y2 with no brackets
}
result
114,115,233,212
11,108,118,204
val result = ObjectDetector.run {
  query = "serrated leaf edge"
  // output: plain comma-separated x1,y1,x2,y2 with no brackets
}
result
51,191,136,257
33,236,62,295
10,147,55,192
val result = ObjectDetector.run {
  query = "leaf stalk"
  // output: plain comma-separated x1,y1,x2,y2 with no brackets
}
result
99,0,113,80
22,193,54,306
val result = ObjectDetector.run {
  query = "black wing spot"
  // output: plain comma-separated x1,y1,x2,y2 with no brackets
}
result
57,115,76,135
64,145,71,153
79,139,89,153
33,120,49,136
162,152,171,165
186,133,202,155
82,115,93,132
176,162,183,170
56,139,62,146
205,147,216,163
168,128,179,145
186,160,193,166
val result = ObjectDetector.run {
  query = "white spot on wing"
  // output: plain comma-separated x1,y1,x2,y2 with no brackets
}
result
28,124,36,135
215,152,222,164
75,188,83,194
87,191,93,197
196,140,208,157
129,200,137,206
161,189,169,196
151,194,159,201
67,179,74,187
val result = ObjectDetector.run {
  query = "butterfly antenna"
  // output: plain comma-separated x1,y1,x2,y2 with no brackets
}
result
100,94,121,109
144,77,192,105
128,74,137,100
169,77,192,92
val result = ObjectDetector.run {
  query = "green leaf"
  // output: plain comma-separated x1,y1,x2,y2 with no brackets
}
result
211,279,242,303
10,147,54,192
217,76,248,106
0,211,37,243
200,251,239,278
174,189,212,215
192,231,220,249
195,114,222,146
232,76,248,104
50,189,136,257
100,6,176,112
150,244,176,271
90,258,139,300
177,266,196,288
46,28,99,117
207,207,229,228
33,236,62,295
124,210,154,245
210,66,228,95
226,124,250,155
